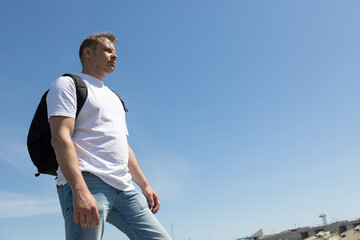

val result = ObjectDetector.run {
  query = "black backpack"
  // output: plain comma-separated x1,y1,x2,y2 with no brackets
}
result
27,73,128,177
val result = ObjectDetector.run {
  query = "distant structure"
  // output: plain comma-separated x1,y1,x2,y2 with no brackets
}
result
239,218,360,240
319,213,327,226
237,229,263,240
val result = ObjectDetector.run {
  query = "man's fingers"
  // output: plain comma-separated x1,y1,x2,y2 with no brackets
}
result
152,194,160,214
147,192,160,214
143,189,161,214
80,214,87,229
74,212,80,224
86,212,93,229
74,210,99,229
93,208,100,226
147,195,154,210
153,202,160,214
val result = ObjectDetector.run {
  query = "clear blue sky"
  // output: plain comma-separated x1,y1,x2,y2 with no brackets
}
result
1,1,360,240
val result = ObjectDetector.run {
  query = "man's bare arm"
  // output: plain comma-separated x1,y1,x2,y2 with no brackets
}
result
128,145,160,214
49,116,100,229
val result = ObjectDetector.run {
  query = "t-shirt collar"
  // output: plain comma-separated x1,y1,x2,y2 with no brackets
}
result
79,73,104,87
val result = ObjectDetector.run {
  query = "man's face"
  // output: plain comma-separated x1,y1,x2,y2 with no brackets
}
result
90,37,117,75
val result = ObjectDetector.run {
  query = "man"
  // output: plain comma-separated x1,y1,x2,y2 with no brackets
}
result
47,32,171,240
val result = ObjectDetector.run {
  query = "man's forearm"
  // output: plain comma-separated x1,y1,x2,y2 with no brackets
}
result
128,146,150,190
128,145,160,214
52,137,88,191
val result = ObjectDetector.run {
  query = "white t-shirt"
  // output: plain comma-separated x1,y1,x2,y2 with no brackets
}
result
46,73,134,191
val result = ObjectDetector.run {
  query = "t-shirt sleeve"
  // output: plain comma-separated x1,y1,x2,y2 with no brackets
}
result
46,76,77,120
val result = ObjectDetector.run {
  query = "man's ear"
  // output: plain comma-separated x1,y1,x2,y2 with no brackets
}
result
83,47,92,60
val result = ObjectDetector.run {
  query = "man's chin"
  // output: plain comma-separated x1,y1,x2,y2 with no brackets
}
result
105,67,115,74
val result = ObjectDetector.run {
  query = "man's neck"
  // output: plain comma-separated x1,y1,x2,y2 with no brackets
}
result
81,69,106,81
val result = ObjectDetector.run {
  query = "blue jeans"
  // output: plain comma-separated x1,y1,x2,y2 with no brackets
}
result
57,172,172,240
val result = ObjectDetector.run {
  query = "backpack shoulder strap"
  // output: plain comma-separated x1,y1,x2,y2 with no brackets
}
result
110,89,129,112
62,73,88,117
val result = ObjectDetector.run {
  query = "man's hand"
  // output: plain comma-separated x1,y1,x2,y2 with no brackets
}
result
142,186,160,214
73,190,100,229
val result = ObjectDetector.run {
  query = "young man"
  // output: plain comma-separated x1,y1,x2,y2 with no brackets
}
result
47,32,171,240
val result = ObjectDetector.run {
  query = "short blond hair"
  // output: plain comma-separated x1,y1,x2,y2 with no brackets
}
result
79,31,118,63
